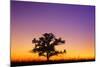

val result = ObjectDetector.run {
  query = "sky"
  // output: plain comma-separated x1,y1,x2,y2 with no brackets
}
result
11,1,95,62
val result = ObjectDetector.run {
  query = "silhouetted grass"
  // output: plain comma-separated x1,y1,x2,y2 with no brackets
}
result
11,58,95,67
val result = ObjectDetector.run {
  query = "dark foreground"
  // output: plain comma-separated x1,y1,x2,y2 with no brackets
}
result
11,58,95,67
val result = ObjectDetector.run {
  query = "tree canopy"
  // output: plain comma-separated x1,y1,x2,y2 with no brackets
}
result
32,33,66,61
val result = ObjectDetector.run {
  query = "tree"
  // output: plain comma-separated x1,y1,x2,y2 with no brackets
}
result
32,33,66,61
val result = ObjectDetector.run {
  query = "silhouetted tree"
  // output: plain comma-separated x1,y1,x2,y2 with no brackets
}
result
32,33,66,61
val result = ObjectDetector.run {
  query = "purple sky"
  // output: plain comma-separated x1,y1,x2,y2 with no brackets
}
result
11,1,95,36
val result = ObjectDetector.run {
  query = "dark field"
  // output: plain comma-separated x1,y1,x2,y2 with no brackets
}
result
11,58,95,67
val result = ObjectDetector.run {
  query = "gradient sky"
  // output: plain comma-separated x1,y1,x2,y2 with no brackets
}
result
11,1,95,61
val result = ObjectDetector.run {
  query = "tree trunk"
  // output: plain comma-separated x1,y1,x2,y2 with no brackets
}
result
47,43,50,61
47,53,49,61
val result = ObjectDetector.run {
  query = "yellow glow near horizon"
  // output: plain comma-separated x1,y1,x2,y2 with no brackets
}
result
11,43,95,62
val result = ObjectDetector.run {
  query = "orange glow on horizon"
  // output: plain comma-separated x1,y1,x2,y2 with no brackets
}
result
11,43,95,62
